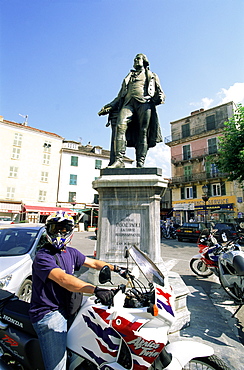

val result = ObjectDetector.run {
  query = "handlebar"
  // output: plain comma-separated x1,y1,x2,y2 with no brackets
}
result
94,284,126,305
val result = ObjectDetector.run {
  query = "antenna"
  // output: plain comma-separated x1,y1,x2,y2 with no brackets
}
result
19,114,28,126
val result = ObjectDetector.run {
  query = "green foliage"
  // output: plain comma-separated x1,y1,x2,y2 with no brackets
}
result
216,104,244,185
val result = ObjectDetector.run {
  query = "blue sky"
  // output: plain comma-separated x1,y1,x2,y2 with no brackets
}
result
1,0,244,177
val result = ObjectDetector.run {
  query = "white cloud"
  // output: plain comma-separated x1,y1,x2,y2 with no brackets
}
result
201,97,214,110
217,82,244,105
145,143,171,178
190,82,244,110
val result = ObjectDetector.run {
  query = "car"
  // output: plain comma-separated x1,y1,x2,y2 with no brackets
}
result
212,222,239,242
176,222,207,242
0,223,47,302
0,216,14,224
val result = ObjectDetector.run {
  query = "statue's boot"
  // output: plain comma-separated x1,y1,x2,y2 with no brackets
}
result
136,142,148,168
108,139,125,168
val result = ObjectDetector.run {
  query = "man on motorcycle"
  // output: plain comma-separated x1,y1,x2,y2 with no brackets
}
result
29,211,126,370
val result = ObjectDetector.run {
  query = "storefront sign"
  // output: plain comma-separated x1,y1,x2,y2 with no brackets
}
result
173,203,194,211
173,196,236,212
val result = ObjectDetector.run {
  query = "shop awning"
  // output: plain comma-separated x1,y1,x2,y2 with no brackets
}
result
80,208,99,216
23,205,77,216
0,202,22,213
210,209,235,214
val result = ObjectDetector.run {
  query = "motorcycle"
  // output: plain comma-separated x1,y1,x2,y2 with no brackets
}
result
190,229,222,278
161,223,176,239
190,229,244,315
0,244,231,370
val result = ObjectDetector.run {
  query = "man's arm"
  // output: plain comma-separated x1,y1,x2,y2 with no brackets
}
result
48,268,96,294
48,257,115,294
83,256,114,271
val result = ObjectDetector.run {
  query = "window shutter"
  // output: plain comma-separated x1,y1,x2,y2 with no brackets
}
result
193,185,197,198
182,123,190,138
221,182,226,196
181,187,185,199
207,184,211,196
206,115,216,130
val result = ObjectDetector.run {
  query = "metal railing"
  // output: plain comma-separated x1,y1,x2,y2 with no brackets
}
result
171,171,228,185
164,122,225,144
171,147,218,163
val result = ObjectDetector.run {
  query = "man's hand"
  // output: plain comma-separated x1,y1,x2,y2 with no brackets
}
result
94,286,115,305
114,265,129,279
98,106,112,116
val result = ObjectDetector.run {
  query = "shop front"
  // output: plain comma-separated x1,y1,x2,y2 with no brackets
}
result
0,201,22,222
173,195,236,225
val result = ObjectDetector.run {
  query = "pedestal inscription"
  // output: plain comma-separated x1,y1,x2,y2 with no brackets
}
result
114,214,141,247
107,208,148,262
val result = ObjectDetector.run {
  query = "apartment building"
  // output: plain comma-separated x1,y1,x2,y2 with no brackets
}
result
0,116,133,224
0,116,64,222
165,102,244,224
57,140,133,207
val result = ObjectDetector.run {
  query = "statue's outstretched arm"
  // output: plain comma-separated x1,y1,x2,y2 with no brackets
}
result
98,78,126,116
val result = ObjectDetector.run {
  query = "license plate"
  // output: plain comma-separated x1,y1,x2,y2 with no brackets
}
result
185,230,192,233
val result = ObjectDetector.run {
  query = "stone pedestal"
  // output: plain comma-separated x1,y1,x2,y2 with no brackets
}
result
87,167,190,331
92,167,167,263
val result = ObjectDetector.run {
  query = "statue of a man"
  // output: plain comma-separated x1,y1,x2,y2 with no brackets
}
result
98,53,165,168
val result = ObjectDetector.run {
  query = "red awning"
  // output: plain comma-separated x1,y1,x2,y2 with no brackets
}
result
23,205,77,216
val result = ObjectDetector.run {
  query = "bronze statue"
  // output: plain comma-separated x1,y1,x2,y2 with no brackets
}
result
98,53,165,168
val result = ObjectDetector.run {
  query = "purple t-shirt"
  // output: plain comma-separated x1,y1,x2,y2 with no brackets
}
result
29,245,86,323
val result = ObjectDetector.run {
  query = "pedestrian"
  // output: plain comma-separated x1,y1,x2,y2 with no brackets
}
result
29,211,126,370
98,53,165,168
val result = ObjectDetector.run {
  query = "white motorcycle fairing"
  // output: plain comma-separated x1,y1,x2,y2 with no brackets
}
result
163,341,214,370
67,283,176,370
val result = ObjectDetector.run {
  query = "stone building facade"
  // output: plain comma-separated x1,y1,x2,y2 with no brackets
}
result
165,102,244,224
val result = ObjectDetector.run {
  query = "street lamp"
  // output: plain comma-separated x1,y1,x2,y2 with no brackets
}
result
202,185,209,226
71,196,76,212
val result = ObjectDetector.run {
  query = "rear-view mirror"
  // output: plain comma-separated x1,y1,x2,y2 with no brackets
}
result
99,265,112,284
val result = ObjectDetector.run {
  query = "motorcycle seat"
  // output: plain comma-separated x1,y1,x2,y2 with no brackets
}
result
2,299,37,337
0,289,16,305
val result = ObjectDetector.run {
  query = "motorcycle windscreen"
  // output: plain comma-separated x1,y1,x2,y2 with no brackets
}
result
127,245,165,286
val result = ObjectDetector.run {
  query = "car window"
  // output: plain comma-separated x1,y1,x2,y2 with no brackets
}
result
183,223,199,228
0,228,39,256
36,231,48,251
215,223,234,231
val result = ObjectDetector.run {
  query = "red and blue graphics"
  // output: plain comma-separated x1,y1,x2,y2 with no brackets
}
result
82,305,166,369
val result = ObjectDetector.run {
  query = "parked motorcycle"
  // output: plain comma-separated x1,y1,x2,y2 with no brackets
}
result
190,229,244,315
190,229,221,277
161,223,176,239
0,245,231,370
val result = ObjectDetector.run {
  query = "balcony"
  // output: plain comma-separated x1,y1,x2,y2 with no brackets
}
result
165,123,225,144
171,171,228,185
172,148,210,164
165,124,208,144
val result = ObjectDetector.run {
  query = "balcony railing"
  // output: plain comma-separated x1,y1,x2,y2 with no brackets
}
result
164,123,224,144
171,171,228,185
171,147,217,163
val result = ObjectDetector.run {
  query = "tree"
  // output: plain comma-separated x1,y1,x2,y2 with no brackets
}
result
215,103,244,185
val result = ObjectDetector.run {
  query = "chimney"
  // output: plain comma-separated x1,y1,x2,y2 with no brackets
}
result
191,108,204,115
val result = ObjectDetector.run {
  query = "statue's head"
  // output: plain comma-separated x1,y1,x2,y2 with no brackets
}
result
134,53,149,69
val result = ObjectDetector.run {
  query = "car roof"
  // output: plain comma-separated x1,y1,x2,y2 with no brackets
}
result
182,222,205,226
0,223,45,231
